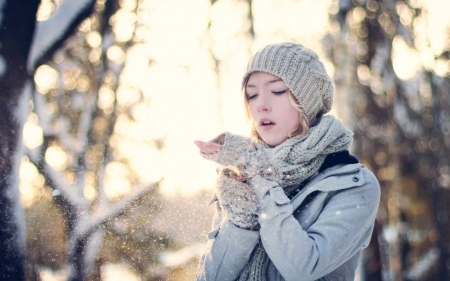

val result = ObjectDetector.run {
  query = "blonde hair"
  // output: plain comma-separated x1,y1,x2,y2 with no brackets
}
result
242,74,310,142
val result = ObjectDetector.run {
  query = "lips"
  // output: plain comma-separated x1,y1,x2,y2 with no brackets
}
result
259,118,276,130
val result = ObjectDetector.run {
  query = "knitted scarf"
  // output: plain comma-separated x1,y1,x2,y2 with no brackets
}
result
256,115,354,194
206,115,353,192
203,116,353,280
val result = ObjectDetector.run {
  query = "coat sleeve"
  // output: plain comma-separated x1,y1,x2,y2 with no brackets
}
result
251,168,380,281
195,194,260,281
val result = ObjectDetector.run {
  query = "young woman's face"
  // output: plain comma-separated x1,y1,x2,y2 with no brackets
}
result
245,72,300,146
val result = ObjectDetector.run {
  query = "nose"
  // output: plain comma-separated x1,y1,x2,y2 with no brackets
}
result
256,96,271,112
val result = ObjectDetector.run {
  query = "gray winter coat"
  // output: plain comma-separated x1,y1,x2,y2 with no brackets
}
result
196,163,380,281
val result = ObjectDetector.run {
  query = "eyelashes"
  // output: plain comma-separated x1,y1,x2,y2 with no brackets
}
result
272,90,287,95
247,89,288,100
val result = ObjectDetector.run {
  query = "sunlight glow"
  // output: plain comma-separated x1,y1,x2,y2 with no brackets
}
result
411,0,450,73
252,0,330,45
101,263,140,281
106,45,126,64
45,144,68,171
87,31,102,48
119,44,148,88
434,58,449,77
19,157,45,208
392,36,421,80
39,266,70,281
425,0,450,55
34,65,59,94
128,145,164,183
106,161,129,178
120,0,137,11
83,171,97,200
113,9,136,42
116,86,140,106
23,120,43,150
36,0,55,22
209,0,248,47
104,177,131,199
143,0,210,65
97,85,116,110
83,184,97,201
104,162,132,199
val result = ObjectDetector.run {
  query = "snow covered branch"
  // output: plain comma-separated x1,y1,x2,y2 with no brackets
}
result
38,160,89,209
75,181,160,239
32,90,52,134
159,243,206,267
405,248,439,280
27,0,97,72
77,94,98,154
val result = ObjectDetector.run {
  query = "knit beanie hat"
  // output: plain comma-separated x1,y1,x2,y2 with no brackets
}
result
242,42,334,125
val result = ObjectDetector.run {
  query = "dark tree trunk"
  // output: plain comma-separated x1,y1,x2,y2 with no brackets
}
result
0,0,40,279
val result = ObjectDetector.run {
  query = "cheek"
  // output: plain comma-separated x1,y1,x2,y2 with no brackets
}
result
290,108,300,122
292,111,301,128
280,103,300,124
284,111,300,130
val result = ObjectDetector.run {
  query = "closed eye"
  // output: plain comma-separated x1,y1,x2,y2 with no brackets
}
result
272,90,287,95
247,93,257,100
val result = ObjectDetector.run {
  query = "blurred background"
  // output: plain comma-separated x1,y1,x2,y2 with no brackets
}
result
0,0,449,280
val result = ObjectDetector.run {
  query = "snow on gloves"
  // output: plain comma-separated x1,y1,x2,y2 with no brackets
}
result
216,168,259,229
202,132,276,229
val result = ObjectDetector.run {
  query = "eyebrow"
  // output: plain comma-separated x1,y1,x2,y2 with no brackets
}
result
246,78,283,88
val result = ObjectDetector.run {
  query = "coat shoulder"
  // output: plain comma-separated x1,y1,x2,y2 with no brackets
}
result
360,167,381,194
357,166,381,212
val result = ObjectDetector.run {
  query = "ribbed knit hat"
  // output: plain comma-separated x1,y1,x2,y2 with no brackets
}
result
242,42,334,125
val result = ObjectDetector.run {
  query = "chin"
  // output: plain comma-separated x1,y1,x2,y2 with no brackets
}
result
260,137,286,147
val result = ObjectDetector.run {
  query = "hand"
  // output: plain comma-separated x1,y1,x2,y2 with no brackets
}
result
194,140,222,155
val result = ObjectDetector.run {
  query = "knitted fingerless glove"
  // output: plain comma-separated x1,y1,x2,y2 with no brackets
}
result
216,168,260,229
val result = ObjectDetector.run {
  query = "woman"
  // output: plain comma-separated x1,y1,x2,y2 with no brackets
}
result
194,42,380,281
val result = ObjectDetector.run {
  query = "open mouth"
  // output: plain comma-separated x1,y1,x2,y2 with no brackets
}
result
261,121,274,126
259,119,276,127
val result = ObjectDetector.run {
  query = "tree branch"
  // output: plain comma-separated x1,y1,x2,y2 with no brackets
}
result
75,181,161,239
27,0,97,72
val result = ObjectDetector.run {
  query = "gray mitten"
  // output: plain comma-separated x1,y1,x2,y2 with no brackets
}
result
204,132,277,181
216,168,260,230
